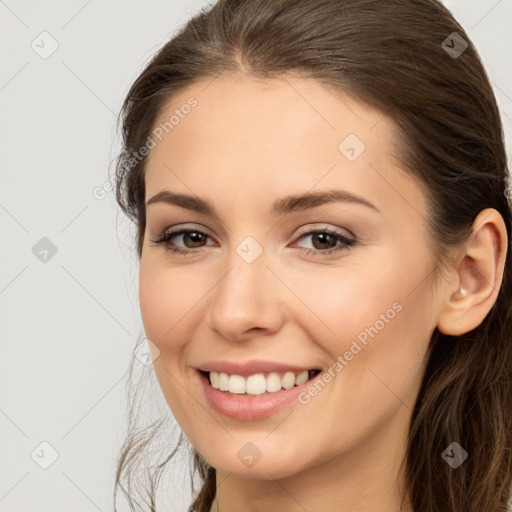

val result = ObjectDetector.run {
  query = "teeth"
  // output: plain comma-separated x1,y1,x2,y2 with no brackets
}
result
218,372,229,391
208,369,315,396
209,371,219,388
228,374,246,394
295,370,309,386
282,371,296,389
266,372,282,392
246,374,266,395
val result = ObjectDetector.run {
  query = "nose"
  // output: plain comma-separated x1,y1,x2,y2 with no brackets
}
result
206,248,285,341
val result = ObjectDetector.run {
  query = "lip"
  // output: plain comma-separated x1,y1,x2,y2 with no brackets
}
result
196,367,322,421
197,359,317,377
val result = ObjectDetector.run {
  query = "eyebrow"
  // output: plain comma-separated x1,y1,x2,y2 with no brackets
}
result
145,189,381,216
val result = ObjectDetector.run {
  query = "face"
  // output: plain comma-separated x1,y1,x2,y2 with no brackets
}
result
139,74,440,479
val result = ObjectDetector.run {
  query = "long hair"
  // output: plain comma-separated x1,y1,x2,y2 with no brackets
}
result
112,1,512,510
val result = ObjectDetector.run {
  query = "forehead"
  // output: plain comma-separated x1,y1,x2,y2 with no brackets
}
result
148,74,391,153
144,74,425,222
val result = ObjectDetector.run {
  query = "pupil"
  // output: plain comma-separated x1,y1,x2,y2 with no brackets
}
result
186,232,205,247
313,233,334,250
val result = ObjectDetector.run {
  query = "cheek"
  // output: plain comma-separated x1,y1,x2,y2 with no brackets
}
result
138,260,206,423
305,250,433,347
283,264,398,343
138,258,201,348
294,257,431,401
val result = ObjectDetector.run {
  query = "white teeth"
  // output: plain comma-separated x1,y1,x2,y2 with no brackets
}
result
282,371,296,389
228,374,246,394
207,369,317,396
246,373,267,395
295,370,309,386
218,372,229,391
210,371,219,389
266,372,282,392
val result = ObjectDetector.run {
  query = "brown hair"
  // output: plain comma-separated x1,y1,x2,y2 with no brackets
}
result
112,1,512,511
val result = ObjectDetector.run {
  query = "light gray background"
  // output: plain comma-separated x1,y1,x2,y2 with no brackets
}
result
1,1,511,511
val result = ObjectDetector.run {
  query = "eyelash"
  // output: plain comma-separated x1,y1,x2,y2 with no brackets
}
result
150,226,356,257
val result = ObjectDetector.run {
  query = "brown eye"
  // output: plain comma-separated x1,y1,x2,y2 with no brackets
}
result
150,228,215,255
179,231,208,248
309,232,338,250
293,228,356,257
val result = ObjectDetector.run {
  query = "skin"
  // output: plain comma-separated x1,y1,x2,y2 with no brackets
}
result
138,74,508,512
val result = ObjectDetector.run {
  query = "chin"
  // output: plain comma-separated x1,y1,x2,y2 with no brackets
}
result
197,439,317,480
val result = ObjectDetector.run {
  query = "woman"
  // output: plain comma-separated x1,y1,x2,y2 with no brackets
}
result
112,1,512,511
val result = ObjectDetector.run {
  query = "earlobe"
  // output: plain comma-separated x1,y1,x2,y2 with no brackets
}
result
437,208,508,336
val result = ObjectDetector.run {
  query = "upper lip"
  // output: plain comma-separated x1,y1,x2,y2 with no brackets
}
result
197,359,318,377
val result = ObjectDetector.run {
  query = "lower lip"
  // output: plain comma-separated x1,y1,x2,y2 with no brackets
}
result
198,370,318,421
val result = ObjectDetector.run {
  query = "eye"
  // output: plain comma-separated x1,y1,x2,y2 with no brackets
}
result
150,226,216,255
292,228,356,257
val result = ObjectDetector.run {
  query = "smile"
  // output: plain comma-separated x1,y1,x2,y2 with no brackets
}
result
197,367,323,421
203,370,321,396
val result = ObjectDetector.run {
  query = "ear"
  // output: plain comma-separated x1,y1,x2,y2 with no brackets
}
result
437,208,508,336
